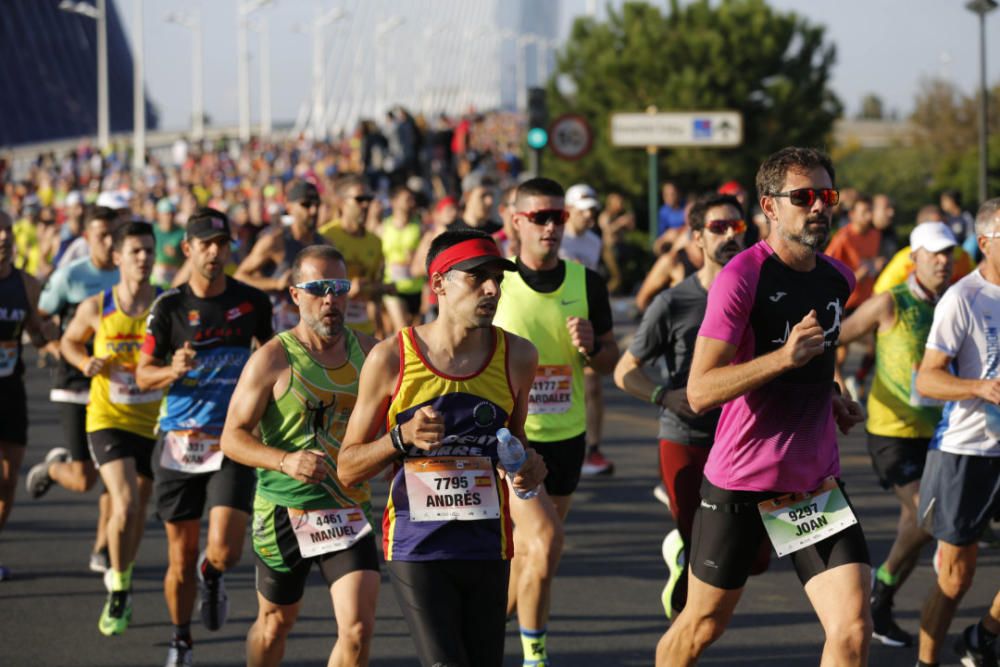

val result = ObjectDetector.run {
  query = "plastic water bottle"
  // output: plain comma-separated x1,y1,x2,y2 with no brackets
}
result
496,428,539,500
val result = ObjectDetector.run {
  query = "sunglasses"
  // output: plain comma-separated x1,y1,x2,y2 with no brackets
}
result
298,199,320,209
704,219,747,235
518,208,569,226
293,279,352,297
353,194,374,204
770,188,840,208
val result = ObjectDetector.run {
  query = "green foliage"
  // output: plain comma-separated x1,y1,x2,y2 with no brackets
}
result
543,0,842,205
834,145,935,233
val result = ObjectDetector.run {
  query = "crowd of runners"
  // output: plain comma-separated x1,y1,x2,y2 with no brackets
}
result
0,137,998,667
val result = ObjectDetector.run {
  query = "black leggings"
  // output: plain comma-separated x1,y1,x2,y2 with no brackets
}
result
387,559,510,667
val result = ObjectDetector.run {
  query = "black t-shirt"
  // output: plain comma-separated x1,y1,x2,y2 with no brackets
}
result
142,277,273,433
0,269,29,380
629,274,719,446
447,218,503,235
514,258,613,337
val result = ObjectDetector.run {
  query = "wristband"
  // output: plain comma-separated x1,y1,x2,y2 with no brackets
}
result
650,385,667,406
278,452,289,473
390,424,408,455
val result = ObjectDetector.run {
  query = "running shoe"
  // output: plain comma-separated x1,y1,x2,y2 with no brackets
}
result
89,547,110,574
653,483,672,510
25,447,71,499
660,528,685,619
954,623,998,667
197,552,229,631
844,377,862,402
870,580,912,647
165,637,193,667
98,590,132,636
580,447,614,476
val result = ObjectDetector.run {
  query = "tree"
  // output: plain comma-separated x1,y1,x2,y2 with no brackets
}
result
858,94,884,120
543,0,842,215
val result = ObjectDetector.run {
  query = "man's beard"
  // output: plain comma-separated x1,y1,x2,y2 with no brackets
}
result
712,240,743,265
302,309,343,338
780,216,830,250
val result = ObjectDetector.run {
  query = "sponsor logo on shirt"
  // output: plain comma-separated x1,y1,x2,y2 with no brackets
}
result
188,310,200,327
225,301,253,322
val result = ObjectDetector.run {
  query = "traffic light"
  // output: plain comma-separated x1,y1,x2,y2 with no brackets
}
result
527,87,548,150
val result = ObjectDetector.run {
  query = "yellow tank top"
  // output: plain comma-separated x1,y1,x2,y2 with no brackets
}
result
492,259,587,442
87,287,163,437
320,221,383,335
381,219,424,296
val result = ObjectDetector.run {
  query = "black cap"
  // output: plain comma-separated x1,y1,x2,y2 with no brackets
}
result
287,180,320,204
185,208,231,241
451,255,517,273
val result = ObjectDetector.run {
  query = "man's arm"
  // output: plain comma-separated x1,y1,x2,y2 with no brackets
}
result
233,233,286,292
838,291,893,346
571,268,618,375
59,294,104,377
687,310,826,414
916,348,1000,403
20,272,58,352
220,341,326,483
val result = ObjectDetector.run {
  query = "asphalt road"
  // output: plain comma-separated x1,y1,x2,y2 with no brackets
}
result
1,347,997,667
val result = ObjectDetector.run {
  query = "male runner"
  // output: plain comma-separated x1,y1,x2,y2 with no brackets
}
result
656,147,870,666
339,229,546,667
319,176,384,337
221,245,380,667
136,207,273,667
381,185,425,333
28,206,120,573
493,177,618,667
835,221,956,647
60,221,163,635
0,210,49,580
235,179,327,331
914,197,1000,667
614,193,769,619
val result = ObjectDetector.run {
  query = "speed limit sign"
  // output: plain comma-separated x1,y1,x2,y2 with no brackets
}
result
549,114,593,161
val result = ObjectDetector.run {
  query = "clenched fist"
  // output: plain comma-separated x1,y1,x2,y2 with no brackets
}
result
401,406,445,451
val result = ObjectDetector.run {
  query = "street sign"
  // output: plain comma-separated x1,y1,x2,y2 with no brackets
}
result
526,127,549,150
610,111,742,147
549,114,593,161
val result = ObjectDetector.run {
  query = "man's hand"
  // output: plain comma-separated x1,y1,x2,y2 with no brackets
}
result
280,450,328,484
662,388,699,420
832,393,865,435
171,341,198,379
784,310,826,368
567,317,595,356
974,378,1000,405
401,406,445,451
83,355,108,378
508,447,547,494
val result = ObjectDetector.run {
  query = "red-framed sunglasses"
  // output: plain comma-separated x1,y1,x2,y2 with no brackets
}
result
770,188,840,208
704,219,747,234
518,208,569,226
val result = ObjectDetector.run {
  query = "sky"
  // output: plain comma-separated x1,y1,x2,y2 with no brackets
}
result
113,0,1000,132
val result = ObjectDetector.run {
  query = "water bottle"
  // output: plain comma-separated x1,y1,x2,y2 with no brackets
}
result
496,428,539,500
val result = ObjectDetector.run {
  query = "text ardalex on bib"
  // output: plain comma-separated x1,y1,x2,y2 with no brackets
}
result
528,364,573,415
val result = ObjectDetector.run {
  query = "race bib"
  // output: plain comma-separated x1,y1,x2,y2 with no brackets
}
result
389,263,412,283
909,366,943,408
109,367,163,405
160,430,224,474
404,456,500,522
757,477,858,558
287,507,372,558
528,365,573,415
0,340,18,378
344,299,369,324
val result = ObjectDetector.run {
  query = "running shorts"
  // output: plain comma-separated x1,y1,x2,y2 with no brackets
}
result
87,428,154,480
0,377,27,445
529,433,586,497
918,449,1000,546
60,402,90,462
153,435,256,522
866,432,929,490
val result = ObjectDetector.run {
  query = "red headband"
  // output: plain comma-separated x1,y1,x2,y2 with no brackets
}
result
429,238,503,276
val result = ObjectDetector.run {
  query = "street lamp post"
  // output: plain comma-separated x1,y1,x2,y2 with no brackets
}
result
238,0,272,143
132,0,145,172
165,11,204,141
375,16,405,121
966,0,998,204
249,21,272,138
59,0,109,151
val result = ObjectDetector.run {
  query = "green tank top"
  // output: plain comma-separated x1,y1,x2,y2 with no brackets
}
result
493,259,588,442
381,219,424,295
866,282,942,438
256,329,371,510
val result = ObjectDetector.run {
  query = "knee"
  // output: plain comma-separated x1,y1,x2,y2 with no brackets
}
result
207,543,241,571
688,613,728,653
168,543,199,580
111,494,139,523
337,619,374,654
258,609,296,646
938,562,975,599
523,520,564,575
826,617,871,659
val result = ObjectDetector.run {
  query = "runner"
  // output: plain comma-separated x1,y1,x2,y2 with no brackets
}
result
338,229,546,667
835,221,956,648
221,245,380,667
235,179,327,332
27,206,120,574
59,221,162,635
319,176,384,337
0,210,50,580
613,193,770,619
135,207,273,667
381,185,425,333
656,147,871,666
913,197,1000,667
152,198,185,289
492,177,618,667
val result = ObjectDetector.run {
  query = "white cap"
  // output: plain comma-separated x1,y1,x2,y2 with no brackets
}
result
565,184,599,210
64,191,83,207
910,221,957,253
96,190,132,210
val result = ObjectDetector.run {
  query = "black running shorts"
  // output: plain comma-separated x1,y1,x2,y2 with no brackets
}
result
387,559,510,667
866,432,929,490
153,435,256,522
0,377,27,445
87,428,155,480
690,478,870,589
528,433,586,497
60,402,90,462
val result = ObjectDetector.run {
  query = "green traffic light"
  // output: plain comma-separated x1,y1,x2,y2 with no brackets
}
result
527,127,548,149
